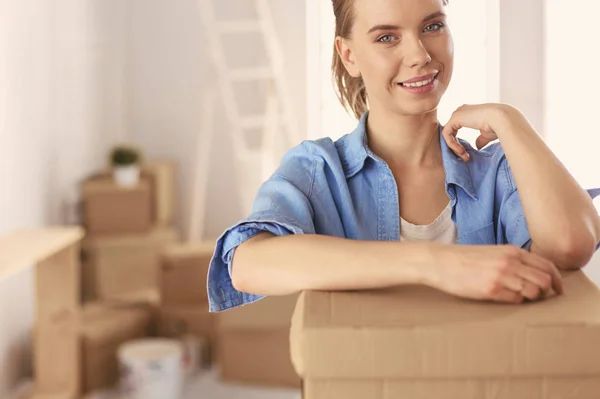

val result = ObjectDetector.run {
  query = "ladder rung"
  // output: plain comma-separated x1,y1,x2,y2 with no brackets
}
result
229,67,272,81
217,20,262,34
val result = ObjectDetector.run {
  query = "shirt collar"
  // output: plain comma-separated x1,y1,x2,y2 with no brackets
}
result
338,111,478,200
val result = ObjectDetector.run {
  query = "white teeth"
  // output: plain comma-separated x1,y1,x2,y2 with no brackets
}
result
403,77,434,88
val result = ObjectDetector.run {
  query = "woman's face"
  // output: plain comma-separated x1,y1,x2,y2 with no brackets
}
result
337,0,454,117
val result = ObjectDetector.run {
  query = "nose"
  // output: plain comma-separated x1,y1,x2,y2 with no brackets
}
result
403,35,432,68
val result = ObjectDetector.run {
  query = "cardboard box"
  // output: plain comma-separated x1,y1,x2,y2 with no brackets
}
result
35,242,80,323
99,161,177,226
81,227,179,300
19,392,78,399
216,295,300,388
82,177,153,235
157,306,215,365
157,306,215,340
291,271,600,399
80,302,153,393
141,161,177,226
160,241,215,306
32,313,81,397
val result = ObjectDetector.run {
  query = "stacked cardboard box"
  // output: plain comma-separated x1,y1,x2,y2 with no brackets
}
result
217,294,301,388
80,302,154,393
1,228,86,399
156,241,216,369
81,227,178,300
291,271,600,399
81,161,179,301
32,235,83,398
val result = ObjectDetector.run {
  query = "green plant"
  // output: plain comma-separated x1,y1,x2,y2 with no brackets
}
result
110,145,142,167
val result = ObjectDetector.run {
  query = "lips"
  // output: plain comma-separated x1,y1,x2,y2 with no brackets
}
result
399,72,439,86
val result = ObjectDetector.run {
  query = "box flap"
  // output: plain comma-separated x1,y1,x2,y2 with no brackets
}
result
290,271,600,379
218,294,299,330
82,176,151,194
162,241,216,261
82,226,179,249
81,304,152,344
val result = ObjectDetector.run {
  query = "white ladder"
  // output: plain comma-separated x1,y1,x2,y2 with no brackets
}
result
196,0,300,219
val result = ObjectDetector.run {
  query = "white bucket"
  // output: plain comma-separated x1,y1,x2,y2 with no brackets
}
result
180,335,200,379
118,338,184,399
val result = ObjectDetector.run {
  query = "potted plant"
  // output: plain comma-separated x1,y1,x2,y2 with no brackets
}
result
110,144,143,187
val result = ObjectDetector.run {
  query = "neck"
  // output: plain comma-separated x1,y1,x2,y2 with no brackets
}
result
366,107,442,168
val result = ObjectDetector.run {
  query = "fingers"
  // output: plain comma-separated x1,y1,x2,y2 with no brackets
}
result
500,271,544,301
514,266,552,296
520,251,564,295
442,123,470,162
519,281,543,301
493,289,524,304
499,272,525,292
475,135,493,150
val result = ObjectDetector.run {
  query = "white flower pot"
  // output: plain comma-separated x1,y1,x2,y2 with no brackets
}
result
113,164,140,187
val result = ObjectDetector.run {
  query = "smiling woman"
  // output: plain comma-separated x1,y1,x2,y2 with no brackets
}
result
206,0,600,313
332,0,451,119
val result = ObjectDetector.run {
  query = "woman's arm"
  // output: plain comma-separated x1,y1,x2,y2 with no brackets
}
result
231,232,429,295
492,107,600,269
443,104,600,270
231,232,563,303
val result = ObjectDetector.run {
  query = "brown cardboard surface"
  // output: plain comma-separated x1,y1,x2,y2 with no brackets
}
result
303,377,600,399
160,241,215,306
291,271,600,379
217,328,300,388
157,306,215,340
82,177,153,235
35,243,80,323
99,161,177,226
81,227,179,300
33,314,81,396
80,302,153,393
141,161,177,226
0,227,84,282
20,392,77,399
217,294,298,330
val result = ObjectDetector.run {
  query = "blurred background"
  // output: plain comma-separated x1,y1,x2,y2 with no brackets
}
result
1,0,599,398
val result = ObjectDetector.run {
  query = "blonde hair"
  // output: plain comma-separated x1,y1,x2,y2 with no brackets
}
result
331,0,449,119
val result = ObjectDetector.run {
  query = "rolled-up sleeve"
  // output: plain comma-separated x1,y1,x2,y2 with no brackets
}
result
499,189,533,250
207,144,316,312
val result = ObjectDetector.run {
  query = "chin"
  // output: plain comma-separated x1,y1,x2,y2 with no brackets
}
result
393,97,441,117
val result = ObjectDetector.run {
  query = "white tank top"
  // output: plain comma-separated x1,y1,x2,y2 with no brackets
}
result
400,202,458,244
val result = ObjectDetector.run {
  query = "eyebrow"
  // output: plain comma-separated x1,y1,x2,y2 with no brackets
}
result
367,11,447,34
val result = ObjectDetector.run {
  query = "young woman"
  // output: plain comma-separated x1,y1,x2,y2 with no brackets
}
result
207,0,600,312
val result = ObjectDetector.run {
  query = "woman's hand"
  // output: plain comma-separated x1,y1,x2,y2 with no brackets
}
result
441,103,519,161
426,244,564,304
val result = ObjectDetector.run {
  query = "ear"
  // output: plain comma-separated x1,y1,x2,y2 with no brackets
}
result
335,36,361,78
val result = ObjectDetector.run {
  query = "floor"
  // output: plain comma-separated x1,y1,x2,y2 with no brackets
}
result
81,368,301,399
183,369,301,399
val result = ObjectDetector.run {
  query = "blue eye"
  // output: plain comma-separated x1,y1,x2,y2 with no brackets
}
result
424,22,445,32
377,34,396,43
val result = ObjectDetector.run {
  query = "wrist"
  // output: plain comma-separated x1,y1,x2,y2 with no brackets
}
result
397,242,447,287
491,104,525,136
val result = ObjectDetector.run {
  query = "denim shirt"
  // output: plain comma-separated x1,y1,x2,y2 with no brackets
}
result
207,112,600,312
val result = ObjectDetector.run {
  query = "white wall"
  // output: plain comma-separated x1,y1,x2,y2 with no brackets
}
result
128,0,306,238
0,0,131,394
